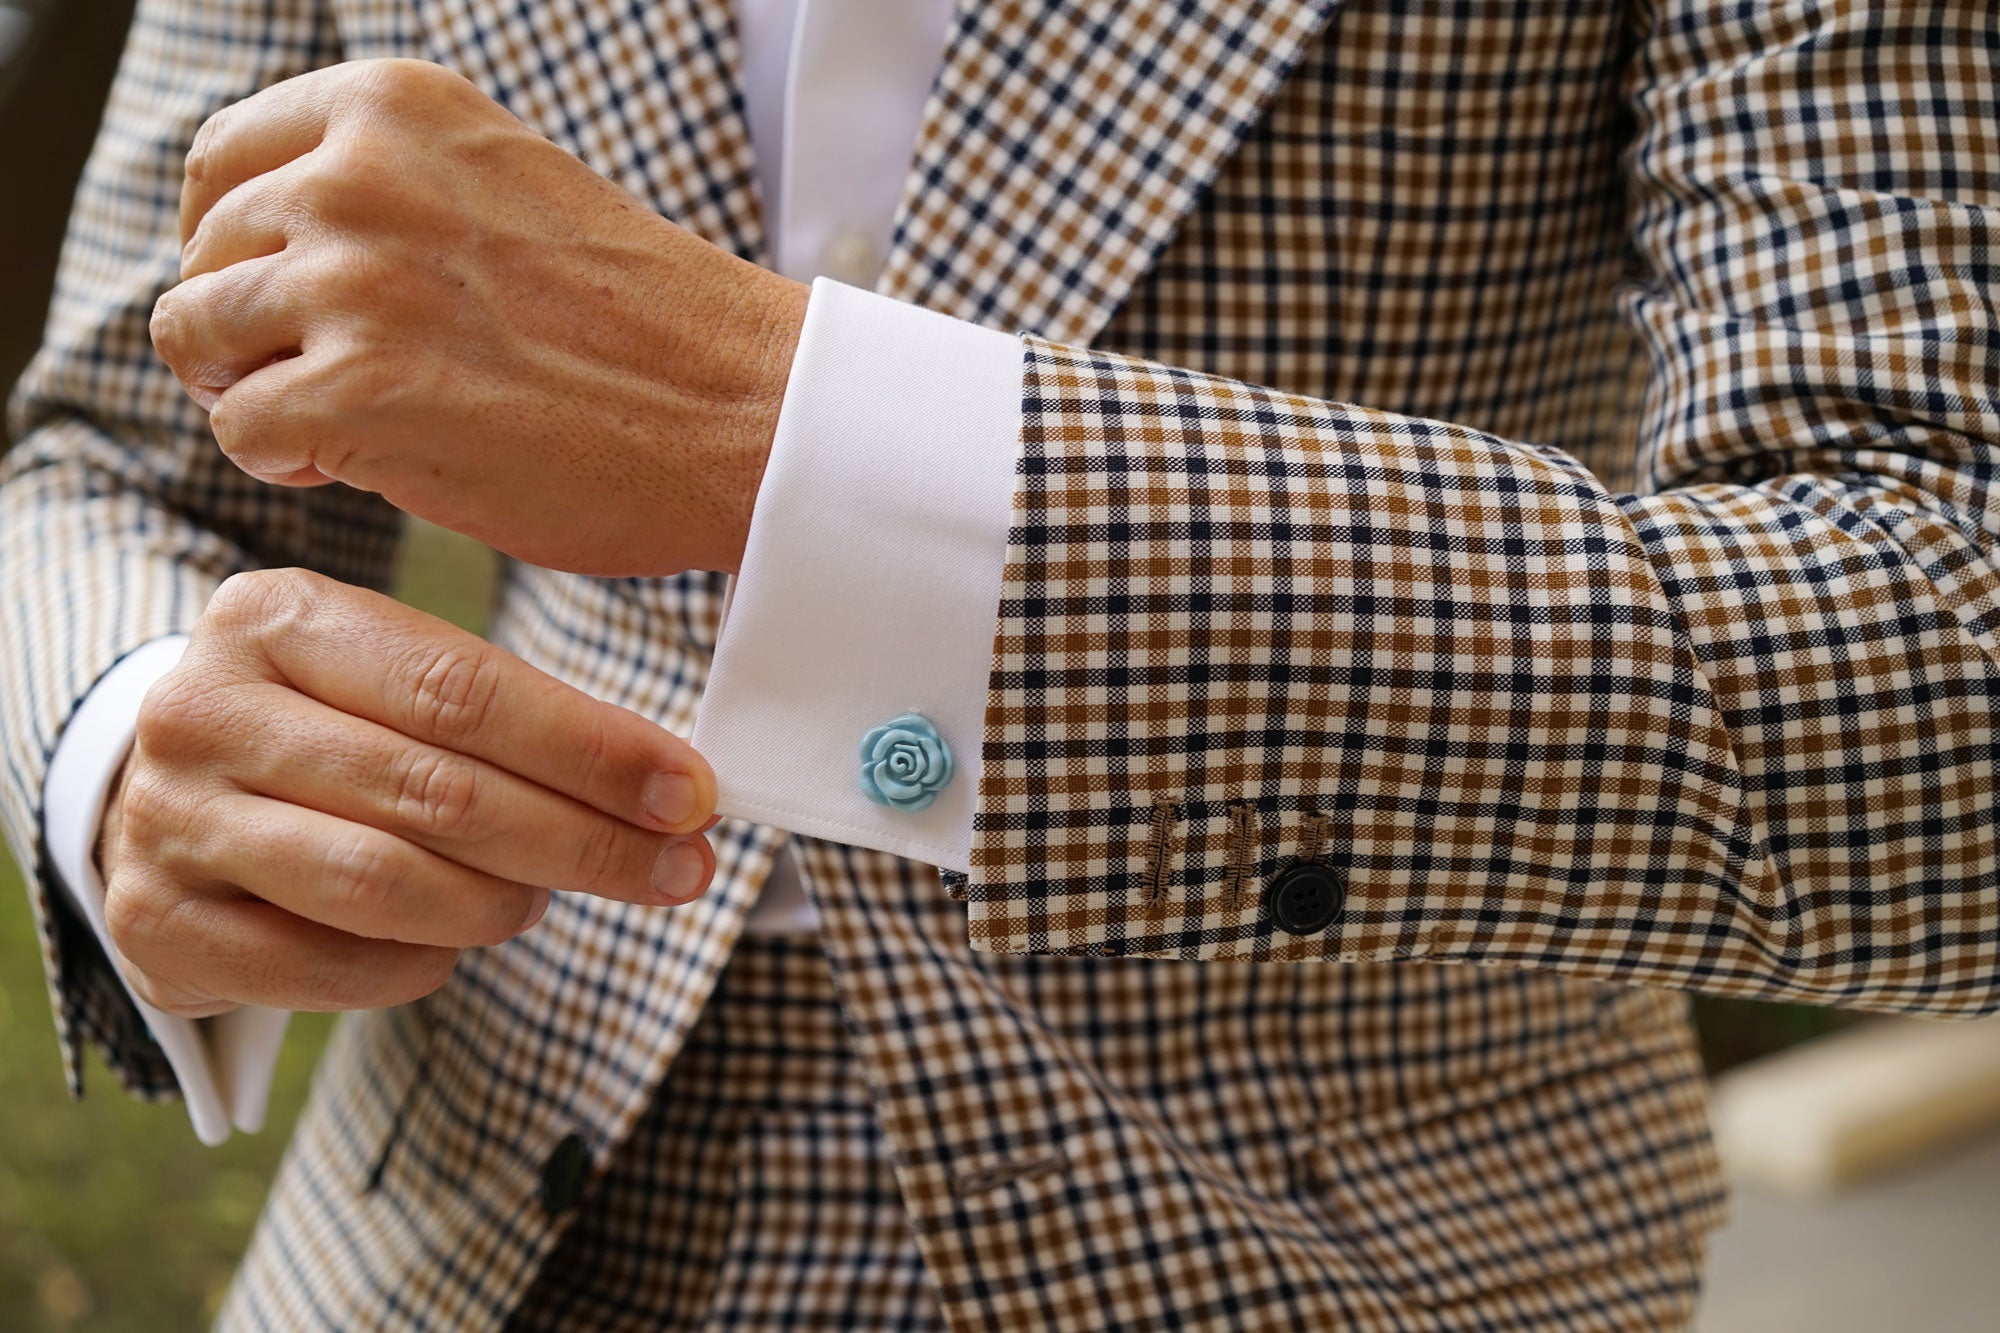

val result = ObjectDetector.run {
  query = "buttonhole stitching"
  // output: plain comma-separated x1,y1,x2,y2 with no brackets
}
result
1224,800,1259,905
1140,796,1177,904
951,1150,1070,1198
1298,810,1333,865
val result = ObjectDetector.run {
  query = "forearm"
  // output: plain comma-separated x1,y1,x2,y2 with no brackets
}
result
956,334,1998,1011
975,0,2000,1002
702,274,1995,1014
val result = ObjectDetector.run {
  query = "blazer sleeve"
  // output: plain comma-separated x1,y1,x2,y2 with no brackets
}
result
0,0,402,1099
962,0,2000,1016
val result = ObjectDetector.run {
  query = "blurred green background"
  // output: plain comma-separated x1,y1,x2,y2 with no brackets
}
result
0,2,1849,1328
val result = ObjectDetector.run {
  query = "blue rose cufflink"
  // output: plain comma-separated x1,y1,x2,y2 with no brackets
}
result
859,713,952,813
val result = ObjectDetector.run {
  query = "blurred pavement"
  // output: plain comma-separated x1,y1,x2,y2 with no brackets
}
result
1699,1128,2000,1332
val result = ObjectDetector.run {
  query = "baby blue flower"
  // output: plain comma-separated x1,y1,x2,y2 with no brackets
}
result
858,713,953,813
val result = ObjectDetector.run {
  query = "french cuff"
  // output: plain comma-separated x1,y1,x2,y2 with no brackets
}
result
44,634,289,1144
693,278,1022,874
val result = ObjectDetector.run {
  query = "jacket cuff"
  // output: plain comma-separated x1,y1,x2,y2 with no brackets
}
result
693,279,1022,872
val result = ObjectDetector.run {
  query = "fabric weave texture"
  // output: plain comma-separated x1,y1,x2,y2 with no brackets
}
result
2,0,1992,1328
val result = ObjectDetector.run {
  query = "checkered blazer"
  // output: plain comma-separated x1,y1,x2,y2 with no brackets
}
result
3,0,1994,1328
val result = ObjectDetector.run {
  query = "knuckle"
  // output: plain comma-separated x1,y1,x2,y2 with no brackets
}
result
102,875,167,958
184,109,228,187
103,884,219,1022
315,324,403,408
206,568,285,626
114,765,182,847
568,708,621,791
133,669,218,753
205,393,246,453
392,748,482,839
573,819,629,893
299,242,360,299
211,394,303,479
289,952,369,1011
323,829,402,923
104,876,227,1014
122,963,169,1011
148,290,188,360
410,645,502,745
365,57,458,108
204,568,319,643
304,134,381,210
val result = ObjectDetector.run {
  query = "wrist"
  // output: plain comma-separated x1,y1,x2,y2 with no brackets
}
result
713,270,809,573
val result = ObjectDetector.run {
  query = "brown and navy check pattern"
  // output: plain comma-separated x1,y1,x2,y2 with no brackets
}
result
2,0,1989,1327
802,836,1717,1331
965,0,2000,1016
226,933,945,1330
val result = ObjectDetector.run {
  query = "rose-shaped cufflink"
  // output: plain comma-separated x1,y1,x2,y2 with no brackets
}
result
858,713,953,813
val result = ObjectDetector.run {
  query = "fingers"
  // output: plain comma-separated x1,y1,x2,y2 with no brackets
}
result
108,871,462,1014
180,67,349,244
181,791,547,947
181,151,311,280
203,345,328,479
178,60,484,245
216,681,707,902
207,572,719,838
151,253,305,409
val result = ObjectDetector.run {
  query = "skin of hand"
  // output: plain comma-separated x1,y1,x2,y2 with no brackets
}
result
151,57,810,578
97,569,722,1018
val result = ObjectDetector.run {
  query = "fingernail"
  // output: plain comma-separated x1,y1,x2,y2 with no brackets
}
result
521,887,552,931
651,840,707,902
642,772,698,830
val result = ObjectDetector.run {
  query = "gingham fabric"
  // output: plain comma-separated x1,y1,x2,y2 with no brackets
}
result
956,0,2000,1016
230,933,945,1330
800,833,1716,1330
219,843,1716,1331
1,0,1989,1327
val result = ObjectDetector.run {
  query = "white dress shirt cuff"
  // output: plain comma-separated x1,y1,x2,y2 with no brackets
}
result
694,278,1022,873
43,634,289,1144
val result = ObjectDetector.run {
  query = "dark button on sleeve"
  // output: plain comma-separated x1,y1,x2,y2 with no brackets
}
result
1268,863,1344,936
540,1131,591,1214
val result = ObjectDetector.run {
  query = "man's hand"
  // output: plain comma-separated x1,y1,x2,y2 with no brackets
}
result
151,58,809,577
98,569,720,1017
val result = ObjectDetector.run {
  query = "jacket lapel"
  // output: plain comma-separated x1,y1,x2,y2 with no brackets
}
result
879,0,1339,344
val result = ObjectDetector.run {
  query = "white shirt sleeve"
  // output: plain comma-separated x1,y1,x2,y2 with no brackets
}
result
693,278,1022,873
43,634,290,1144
